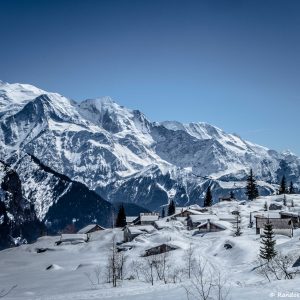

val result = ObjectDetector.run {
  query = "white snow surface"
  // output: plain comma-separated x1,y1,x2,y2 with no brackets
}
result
2,195,300,299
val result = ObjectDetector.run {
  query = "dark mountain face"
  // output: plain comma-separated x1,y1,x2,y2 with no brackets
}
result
0,153,116,248
0,161,44,249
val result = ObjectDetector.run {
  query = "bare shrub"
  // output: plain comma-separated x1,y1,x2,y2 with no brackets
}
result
256,252,300,281
184,243,195,279
184,258,230,300
105,235,127,287
0,285,17,298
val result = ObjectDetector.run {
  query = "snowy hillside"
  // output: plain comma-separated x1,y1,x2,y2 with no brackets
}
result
0,81,299,214
1,194,300,299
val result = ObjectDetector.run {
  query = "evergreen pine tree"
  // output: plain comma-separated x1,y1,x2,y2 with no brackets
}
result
245,169,259,200
204,186,212,207
279,176,287,194
289,181,295,194
259,220,277,262
161,207,165,218
167,200,176,216
115,204,126,227
264,201,268,211
291,199,295,207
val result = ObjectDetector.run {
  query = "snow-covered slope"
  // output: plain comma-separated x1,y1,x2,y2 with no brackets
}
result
2,194,300,300
0,81,299,213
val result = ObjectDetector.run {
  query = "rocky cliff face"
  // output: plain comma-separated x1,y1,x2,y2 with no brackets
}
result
0,81,299,218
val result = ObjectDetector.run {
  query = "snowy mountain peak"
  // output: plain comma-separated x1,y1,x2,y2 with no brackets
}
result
0,81,299,214
0,81,56,117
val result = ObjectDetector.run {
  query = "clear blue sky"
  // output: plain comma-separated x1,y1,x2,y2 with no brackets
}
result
1,0,300,154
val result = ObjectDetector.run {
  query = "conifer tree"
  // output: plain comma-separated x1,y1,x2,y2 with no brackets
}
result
167,200,176,216
264,201,268,211
259,220,277,262
279,175,287,194
115,204,126,227
245,169,259,200
289,181,295,194
161,207,165,218
204,186,212,207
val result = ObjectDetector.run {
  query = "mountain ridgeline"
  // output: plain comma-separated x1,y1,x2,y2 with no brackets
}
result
0,81,299,244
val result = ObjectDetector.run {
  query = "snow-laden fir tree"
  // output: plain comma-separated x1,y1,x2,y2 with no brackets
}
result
259,220,277,262
167,200,176,216
289,181,295,194
245,169,259,200
115,204,126,227
204,186,212,207
279,175,287,194
264,201,268,211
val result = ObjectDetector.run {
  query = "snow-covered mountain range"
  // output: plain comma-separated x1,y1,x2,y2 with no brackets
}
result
0,80,299,220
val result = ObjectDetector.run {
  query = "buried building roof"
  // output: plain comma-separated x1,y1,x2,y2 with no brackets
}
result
197,220,229,230
77,224,105,234
144,243,179,256
154,220,172,230
140,213,159,222
255,217,293,229
189,214,218,222
126,225,156,235
126,216,139,223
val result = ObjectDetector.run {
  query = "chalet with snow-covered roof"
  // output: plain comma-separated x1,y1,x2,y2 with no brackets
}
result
143,243,178,257
123,225,156,242
249,211,281,227
187,214,218,230
154,220,172,230
56,234,88,245
197,220,227,233
254,216,293,237
126,216,139,225
77,224,105,236
140,213,159,225
279,211,300,227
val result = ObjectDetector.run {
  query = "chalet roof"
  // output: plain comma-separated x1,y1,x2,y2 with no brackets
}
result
189,214,218,222
140,214,159,222
145,242,179,252
197,220,227,230
60,234,88,242
174,208,202,216
256,217,292,229
126,225,156,235
154,220,171,229
279,211,300,218
253,211,281,219
77,224,105,234
126,216,139,223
